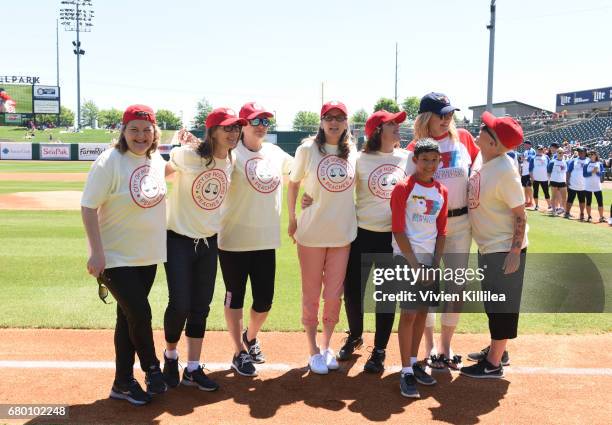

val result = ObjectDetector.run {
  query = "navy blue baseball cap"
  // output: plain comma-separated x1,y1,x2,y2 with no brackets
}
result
418,92,460,115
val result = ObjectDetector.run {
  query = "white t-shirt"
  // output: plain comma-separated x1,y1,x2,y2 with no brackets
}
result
390,175,448,262
584,160,602,192
167,146,234,239
405,129,481,211
81,148,167,268
355,149,409,232
520,160,530,176
290,138,357,247
219,141,293,251
468,154,529,254
548,159,568,183
567,157,589,190
529,155,549,182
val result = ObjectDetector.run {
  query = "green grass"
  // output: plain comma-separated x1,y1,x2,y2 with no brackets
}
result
0,179,611,334
0,85,32,113
0,126,175,144
0,160,93,173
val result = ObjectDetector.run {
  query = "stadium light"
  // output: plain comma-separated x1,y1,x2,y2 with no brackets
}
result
59,0,95,130
486,0,496,113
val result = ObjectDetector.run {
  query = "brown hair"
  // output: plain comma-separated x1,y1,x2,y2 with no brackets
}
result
413,111,459,142
196,126,236,167
114,123,161,158
362,127,382,153
313,127,351,160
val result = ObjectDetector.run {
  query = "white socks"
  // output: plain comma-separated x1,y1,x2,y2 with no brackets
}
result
165,349,178,360
187,361,199,372
401,366,413,375
411,357,417,366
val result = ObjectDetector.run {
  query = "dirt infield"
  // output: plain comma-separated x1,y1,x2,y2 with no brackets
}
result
0,329,610,424
0,173,88,182
0,191,82,210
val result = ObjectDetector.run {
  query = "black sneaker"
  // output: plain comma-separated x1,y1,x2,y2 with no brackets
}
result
162,353,180,388
363,348,385,373
336,332,363,361
242,330,265,364
467,346,510,366
145,366,168,395
110,378,152,406
182,365,219,391
460,359,504,379
413,363,436,386
399,373,420,398
232,350,257,377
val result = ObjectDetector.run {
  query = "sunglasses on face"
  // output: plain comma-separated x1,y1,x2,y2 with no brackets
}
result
249,118,270,127
436,112,454,120
96,273,112,304
322,115,347,122
222,124,242,133
481,125,498,142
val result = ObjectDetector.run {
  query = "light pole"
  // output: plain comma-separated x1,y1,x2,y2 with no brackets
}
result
486,0,496,113
59,0,95,130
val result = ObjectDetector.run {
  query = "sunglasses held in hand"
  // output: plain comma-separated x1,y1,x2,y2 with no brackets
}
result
96,273,112,304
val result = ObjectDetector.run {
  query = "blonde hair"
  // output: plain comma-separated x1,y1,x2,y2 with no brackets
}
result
114,123,161,158
413,112,459,142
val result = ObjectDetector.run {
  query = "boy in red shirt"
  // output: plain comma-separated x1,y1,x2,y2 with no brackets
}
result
391,139,448,398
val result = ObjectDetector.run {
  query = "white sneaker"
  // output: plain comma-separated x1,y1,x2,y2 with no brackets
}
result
309,353,329,375
322,349,339,370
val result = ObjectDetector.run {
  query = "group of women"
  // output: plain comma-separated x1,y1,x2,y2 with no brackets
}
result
81,92,482,406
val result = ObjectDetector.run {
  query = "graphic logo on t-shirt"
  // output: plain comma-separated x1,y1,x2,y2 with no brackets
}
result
129,165,166,208
368,164,407,199
191,169,228,210
410,195,440,223
317,155,355,192
434,150,465,179
245,157,280,193
467,172,481,209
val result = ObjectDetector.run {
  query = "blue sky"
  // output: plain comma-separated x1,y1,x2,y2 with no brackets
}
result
4,0,612,128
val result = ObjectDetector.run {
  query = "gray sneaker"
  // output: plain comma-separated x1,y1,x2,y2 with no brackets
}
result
413,363,437,386
400,373,420,398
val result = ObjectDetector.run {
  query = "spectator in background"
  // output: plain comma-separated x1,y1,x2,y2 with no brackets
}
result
523,141,536,159
565,147,589,220
583,151,605,223
519,154,534,208
529,145,551,212
547,148,568,216
549,142,560,159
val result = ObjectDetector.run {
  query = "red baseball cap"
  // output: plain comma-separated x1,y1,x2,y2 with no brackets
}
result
122,104,156,125
365,110,407,139
481,111,524,149
239,102,274,120
205,107,248,129
0,92,10,100
320,101,347,117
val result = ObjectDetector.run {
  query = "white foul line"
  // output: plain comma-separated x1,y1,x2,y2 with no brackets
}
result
0,360,611,376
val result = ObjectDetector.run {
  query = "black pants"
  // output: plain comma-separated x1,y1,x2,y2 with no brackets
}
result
103,265,159,384
477,249,527,340
344,227,395,350
164,231,218,343
532,180,550,199
585,191,603,207
567,188,586,205
219,249,275,312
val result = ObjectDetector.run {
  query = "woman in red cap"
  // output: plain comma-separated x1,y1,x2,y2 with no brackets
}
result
218,102,293,377
161,107,245,391
334,109,411,375
287,101,357,374
81,104,168,405
408,92,482,371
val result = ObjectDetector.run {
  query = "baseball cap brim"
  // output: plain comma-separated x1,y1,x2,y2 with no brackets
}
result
219,117,248,126
382,111,407,124
246,111,274,120
440,105,460,115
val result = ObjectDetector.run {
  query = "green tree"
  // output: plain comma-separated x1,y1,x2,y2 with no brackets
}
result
156,109,182,130
268,115,277,131
401,96,420,120
373,97,400,113
292,111,319,131
192,97,213,129
59,106,75,127
98,108,122,128
81,100,99,128
350,108,368,126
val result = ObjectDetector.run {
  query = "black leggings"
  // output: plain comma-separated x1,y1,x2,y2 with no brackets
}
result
585,191,603,207
344,227,395,350
567,189,586,205
532,180,550,199
164,231,218,343
103,265,159,384
478,250,527,340
219,249,275,312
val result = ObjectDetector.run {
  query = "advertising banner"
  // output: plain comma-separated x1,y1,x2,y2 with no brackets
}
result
78,143,110,160
40,143,71,160
0,142,32,160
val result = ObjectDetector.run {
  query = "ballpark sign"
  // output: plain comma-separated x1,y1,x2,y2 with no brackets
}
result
0,142,32,160
0,75,40,84
78,143,110,160
40,143,71,160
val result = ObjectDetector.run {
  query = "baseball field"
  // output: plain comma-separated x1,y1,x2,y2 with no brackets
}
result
0,160,611,424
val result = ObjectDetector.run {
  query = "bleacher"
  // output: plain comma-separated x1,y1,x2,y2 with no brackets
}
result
523,116,612,153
